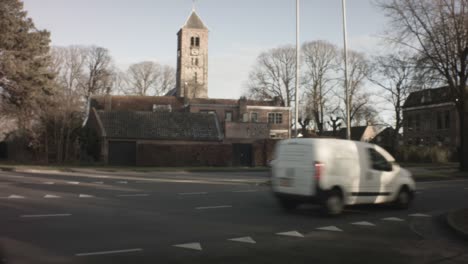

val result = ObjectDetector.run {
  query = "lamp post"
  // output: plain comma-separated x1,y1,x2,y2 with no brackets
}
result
295,0,300,138
342,0,351,140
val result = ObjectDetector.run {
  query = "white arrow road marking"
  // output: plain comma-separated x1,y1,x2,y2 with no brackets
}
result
76,248,143,257
173,243,202,251
44,194,61,198
195,205,232,210
382,217,404,221
352,221,375,226
179,192,208,195
228,236,256,244
117,194,149,197
7,195,25,199
20,214,71,218
79,194,94,198
67,181,80,185
276,231,304,237
409,213,431,217
116,181,128,184
316,226,343,232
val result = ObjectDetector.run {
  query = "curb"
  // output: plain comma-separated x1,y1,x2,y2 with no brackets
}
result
446,209,468,240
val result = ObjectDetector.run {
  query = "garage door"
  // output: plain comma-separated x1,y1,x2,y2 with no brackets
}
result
108,141,136,166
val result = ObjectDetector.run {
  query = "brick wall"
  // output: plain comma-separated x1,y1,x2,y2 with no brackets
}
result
137,142,232,166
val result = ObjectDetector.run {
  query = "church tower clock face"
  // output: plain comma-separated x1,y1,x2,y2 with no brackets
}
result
175,11,209,99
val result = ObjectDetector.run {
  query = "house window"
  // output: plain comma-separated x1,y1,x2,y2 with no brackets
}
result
195,37,200,47
191,37,195,47
445,111,450,129
268,113,283,124
437,112,443,130
251,112,258,122
225,111,233,122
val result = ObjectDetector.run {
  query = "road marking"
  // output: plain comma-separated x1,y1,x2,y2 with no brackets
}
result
92,181,104,184
382,217,404,221
179,192,208,195
116,181,128,184
20,214,71,218
44,194,61,198
195,205,232,210
43,182,55,185
232,190,259,193
67,181,80,185
117,194,149,197
7,195,25,199
75,248,143,257
79,194,94,198
409,213,431,217
173,243,202,251
228,236,256,244
316,226,343,232
276,231,304,237
352,221,375,226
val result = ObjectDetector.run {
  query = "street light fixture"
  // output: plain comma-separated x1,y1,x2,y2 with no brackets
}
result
342,0,351,140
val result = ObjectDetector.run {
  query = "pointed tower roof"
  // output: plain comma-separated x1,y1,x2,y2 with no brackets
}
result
182,11,208,30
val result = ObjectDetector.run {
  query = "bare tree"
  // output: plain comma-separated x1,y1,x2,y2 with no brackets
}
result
337,50,372,126
302,40,339,134
81,46,114,103
245,46,297,107
378,0,468,170
122,62,176,96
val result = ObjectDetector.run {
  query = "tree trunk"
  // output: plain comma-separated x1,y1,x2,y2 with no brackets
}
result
460,94,468,171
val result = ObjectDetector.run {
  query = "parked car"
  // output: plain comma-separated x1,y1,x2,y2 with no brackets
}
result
270,138,415,215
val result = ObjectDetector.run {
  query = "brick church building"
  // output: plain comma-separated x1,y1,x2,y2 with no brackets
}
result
85,10,291,166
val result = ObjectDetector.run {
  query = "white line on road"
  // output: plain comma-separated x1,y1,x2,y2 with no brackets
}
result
79,194,94,198
117,194,149,197
67,181,80,185
116,181,128,184
92,181,104,184
382,217,405,222
179,192,208,195
173,243,202,251
195,205,232,210
4,195,25,199
228,236,256,244
409,213,431,217
75,248,143,257
351,221,375,226
276,231,304,237
44,194,61,198
316,226,343,232
43,182,55,185
20,214,71,218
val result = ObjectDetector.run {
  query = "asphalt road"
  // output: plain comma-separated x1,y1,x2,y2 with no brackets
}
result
0,169,467,264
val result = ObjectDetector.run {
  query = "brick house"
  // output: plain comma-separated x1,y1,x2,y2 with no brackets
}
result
402,87,459,148
84,10,290,166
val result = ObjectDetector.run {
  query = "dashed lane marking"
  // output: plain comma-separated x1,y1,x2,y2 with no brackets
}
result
316,226,343,232
173,243,202,251
92,181,104,184
117,194,149,197
351,221,376,226
43,182,55,185
67,181,80,185
76,248,143,257
276,231,304,237
382,217,405,222
409,213,431,217
179,192,208,195
195,205,232,210
79,194,94,198
5,195,25,199
20,214,71,218
228,236,256,244
44,194,61,198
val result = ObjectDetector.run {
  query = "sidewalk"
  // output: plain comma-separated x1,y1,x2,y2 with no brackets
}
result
447,208,468,240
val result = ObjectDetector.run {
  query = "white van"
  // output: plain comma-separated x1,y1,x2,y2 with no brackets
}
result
271,138,415,215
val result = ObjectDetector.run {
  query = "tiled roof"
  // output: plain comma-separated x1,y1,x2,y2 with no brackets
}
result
96,111,221,141
183,11,208,30
91,96,184,111
403,87,452,108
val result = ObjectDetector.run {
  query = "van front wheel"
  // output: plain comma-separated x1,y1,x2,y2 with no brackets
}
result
323,190,344,216
394,187,412,209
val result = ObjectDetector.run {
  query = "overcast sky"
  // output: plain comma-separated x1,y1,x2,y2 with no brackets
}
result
22,0,389,99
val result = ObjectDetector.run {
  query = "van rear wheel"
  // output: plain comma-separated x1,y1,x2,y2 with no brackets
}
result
323,190,344,216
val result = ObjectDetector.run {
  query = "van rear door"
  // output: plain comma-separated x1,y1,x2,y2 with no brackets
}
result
272,141,315,196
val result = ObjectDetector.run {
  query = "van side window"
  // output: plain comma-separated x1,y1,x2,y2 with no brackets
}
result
368,149,392,172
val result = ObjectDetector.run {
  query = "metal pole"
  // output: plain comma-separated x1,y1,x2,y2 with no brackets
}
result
342,0,351,140
295,0,300,138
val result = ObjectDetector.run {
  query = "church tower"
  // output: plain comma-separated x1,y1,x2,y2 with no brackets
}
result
176,10,209,99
